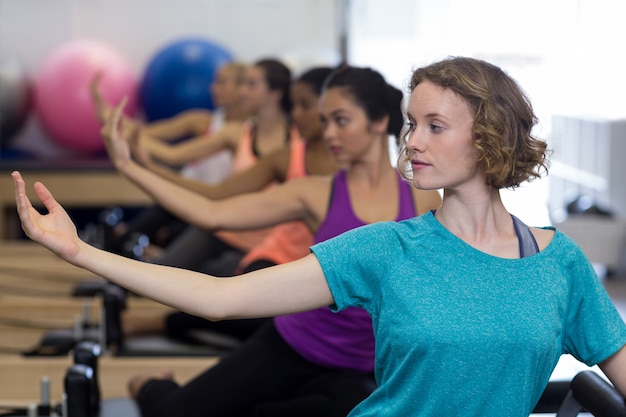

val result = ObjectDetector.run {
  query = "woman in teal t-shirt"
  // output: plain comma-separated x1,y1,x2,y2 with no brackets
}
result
12,56,626,416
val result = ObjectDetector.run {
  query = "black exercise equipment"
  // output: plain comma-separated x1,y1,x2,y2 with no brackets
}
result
23,280,238,358
555,370,626,417
0,341,140,417
100,283,239,357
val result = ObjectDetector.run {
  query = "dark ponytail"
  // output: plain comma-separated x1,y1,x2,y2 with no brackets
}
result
254,58,293,114
385,85,404,140
324,66,403,141
297,66,334,96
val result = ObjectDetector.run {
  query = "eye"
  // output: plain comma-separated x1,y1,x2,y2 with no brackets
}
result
405,120,416,132
335,116,348,127
429,123,443,133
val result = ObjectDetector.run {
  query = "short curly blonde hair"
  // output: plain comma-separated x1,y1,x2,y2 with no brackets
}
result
398,56,549,189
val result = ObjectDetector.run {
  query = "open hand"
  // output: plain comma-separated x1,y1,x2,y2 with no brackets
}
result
101,98,133,170
12,171,82,261
89,71,113,124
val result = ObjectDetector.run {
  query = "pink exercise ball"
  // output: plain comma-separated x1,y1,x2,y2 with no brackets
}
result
34,39,138,154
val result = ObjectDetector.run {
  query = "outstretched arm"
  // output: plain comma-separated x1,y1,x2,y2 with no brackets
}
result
132,122,289,199
138,121,243,166
140,109,213,141
12,170,333,320
102,100,322,232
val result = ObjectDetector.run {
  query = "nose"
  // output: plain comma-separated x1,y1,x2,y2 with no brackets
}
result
406,127,424,153
290,105,301,121
322,121,335,141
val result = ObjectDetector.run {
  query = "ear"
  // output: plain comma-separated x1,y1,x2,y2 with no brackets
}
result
370,115,390,135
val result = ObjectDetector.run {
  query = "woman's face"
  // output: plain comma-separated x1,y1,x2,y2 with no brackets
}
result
318,87,380,166
290,82,322,141
238,66,271,114
404,80,479,191
210,65,241,108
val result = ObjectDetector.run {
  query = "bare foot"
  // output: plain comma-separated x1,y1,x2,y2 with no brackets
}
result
128,369,175,399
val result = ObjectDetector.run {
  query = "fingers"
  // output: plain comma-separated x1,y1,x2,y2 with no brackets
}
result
128,122,142,146
101,97,128,138
12,171,37,236
12,171,59,219
33,181,59,214
111,97,128,134
12,171,30,211
114,96,128,117
89,71,103,95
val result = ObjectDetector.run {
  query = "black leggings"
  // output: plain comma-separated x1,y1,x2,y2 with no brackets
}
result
165,312,268,342
137,321,376,417
119,205,188,248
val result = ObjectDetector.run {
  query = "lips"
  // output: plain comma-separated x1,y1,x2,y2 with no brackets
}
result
411,159,430,169
326,143,342,154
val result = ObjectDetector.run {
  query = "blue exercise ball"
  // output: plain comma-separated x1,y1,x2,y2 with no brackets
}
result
140,38,233,122
0,58,32,151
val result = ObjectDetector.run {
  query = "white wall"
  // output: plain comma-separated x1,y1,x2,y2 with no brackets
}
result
347,0,626,120
346,0,626,227
0,0,340,157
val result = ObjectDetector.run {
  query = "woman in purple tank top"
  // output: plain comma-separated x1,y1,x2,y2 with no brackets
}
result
13,66,441,417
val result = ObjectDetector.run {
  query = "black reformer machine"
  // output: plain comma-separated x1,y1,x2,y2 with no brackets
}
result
26,281,240,358
0,341,140,417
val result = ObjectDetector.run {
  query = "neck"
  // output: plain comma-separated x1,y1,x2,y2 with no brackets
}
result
255,105,286,131
436,185,510,238
347,137,394,187
223,105,249,122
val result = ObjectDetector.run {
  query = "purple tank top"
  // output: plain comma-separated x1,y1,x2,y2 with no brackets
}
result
274,169,416,371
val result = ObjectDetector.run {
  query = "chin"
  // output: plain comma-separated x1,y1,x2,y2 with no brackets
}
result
411,178,439,191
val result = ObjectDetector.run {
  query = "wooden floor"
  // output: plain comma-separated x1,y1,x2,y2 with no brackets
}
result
0,241,220,407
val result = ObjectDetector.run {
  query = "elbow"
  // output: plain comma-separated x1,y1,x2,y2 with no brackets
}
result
196,312,226,322
197,299,237,322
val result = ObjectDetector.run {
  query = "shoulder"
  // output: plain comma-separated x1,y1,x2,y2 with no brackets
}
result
277,175,333,202
535,227,591,268
279,175,334,229
216,121,247,145
288,174,333,193
530,227,556,251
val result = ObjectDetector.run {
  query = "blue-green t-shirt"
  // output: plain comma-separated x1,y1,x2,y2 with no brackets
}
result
311,211,626,417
